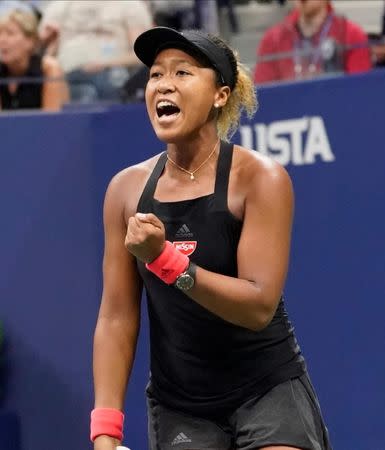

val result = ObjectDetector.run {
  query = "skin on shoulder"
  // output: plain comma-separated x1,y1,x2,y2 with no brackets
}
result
105,154,161,225
229,144,293,222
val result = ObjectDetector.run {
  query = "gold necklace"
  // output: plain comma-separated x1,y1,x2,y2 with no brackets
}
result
166,139,220,181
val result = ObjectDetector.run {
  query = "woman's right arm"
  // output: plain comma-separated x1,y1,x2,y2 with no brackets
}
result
93,173,143,450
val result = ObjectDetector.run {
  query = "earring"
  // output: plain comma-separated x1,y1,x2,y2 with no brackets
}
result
214,103,219,108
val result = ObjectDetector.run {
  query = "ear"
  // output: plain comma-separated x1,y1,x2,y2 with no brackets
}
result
214,86,231,109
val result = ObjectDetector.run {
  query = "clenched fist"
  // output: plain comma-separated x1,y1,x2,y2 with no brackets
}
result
125,213,165,263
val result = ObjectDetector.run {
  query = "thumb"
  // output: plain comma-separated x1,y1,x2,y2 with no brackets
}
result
135,212,163,229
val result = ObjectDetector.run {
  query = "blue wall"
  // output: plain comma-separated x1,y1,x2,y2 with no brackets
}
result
1,70,384,450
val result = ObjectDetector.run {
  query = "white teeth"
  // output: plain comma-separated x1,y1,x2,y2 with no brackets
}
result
157,100,178,109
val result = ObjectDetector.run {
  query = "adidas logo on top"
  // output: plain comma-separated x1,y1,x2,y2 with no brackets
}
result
175,224,193,238
171,432,192,446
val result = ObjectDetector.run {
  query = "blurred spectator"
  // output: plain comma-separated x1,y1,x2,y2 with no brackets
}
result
217,0,238,34
371,0,385,67
193,0,239,35
0,0,43,28
0,1,34,13
383,0,385,35
150,0,237,35
254,0,372,84
0,8,68,110
149,0,194,30
39,1,153,103
370,36,385,68
194,0,220,34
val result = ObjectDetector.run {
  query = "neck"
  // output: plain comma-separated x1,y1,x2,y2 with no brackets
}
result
167,135,219,181
298,7,329,38
166,131,219,170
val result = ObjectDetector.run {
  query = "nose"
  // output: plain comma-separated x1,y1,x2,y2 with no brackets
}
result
156,75,176,94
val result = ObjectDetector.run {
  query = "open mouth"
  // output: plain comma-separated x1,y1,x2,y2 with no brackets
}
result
156,100,181,118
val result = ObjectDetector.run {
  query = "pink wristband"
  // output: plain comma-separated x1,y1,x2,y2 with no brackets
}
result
146,240,189,284
90,407,124,442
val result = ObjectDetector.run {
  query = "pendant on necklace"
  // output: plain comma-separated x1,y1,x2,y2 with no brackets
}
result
190,173,195,180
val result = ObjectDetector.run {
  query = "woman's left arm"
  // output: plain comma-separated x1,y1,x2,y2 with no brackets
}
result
186,157,294,331
41,56,69,111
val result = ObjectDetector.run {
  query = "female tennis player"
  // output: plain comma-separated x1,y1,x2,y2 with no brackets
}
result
91,26,332,450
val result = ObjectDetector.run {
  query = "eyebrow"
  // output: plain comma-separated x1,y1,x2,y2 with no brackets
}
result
152,58,196,67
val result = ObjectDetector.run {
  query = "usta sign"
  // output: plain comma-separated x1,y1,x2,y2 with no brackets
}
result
239,116,335,166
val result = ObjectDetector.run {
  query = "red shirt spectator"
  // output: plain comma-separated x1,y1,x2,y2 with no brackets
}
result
254,0,371,84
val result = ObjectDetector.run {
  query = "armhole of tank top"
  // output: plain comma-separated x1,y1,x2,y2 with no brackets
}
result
213,141,234,213
136,152,167,213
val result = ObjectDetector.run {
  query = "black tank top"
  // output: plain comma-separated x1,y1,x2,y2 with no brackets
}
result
0,54,43,110
137,142,305,418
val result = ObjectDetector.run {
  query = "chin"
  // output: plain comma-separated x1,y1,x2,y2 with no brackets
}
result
153,127,187,144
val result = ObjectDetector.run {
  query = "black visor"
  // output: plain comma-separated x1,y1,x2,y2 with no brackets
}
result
134,27,236,90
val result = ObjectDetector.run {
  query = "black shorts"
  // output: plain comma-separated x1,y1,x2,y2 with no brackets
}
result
147,373,332,450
